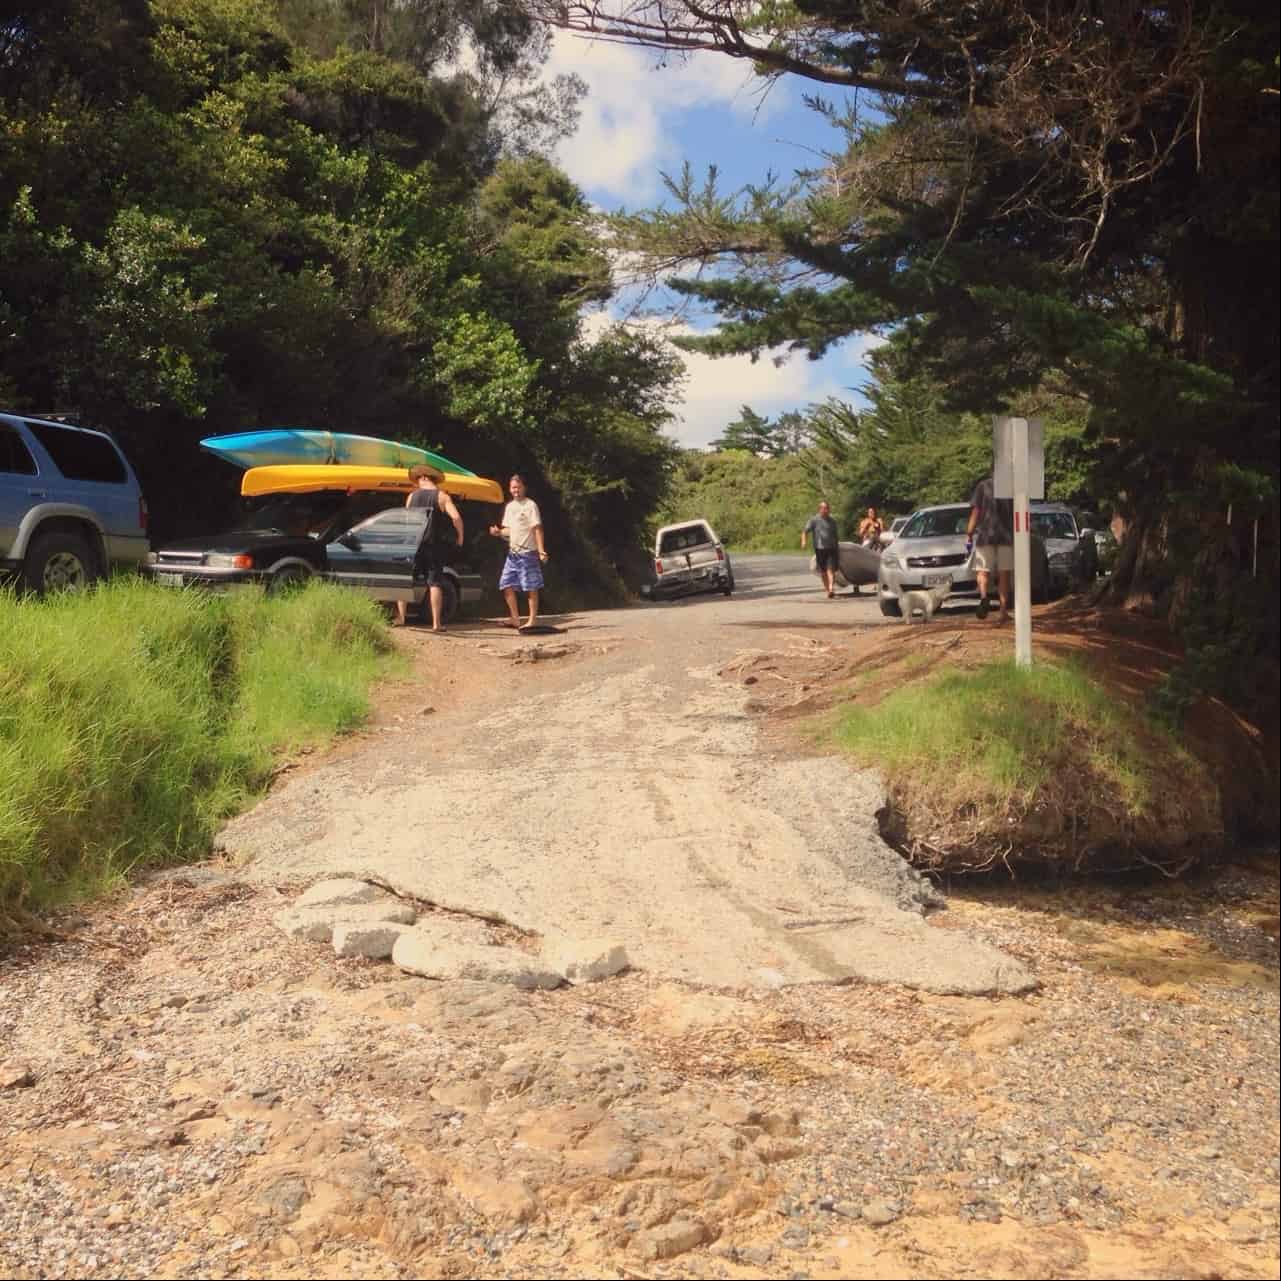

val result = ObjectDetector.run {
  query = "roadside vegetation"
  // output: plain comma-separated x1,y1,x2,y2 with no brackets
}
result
0,579,396,912
829,656,1222,876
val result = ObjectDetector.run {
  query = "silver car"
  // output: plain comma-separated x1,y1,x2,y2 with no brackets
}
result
876,503,1050,618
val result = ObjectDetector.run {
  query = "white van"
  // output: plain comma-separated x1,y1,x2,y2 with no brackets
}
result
643,519,734,600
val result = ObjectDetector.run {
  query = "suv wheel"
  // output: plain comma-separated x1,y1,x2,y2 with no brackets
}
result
24,531,99,594
879,596,902,618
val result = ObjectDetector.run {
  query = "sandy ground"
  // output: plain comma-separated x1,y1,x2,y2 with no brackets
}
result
1,557,1277,1280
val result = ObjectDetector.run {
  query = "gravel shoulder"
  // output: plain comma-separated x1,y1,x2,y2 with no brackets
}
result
2,564,1277,1280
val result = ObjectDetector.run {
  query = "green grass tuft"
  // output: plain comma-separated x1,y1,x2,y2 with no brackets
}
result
830,658,1168,813
0,578,397,911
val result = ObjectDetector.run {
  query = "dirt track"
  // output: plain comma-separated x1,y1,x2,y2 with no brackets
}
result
218,557,1030,994
2,557,1278,1280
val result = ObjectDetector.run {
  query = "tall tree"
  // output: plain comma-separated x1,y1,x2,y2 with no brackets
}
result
535,1,1280,655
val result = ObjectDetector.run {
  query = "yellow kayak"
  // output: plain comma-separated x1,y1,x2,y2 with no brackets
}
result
241,464,504,504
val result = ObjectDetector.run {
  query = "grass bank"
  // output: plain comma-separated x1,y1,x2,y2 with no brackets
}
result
830,657,1221,875
0,579,397,911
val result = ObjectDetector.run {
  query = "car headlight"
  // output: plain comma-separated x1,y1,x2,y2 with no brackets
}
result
144,551,158,565
204,553,254,569
880,552,900,570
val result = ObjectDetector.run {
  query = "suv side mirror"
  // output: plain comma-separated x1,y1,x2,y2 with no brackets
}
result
337,532,359,550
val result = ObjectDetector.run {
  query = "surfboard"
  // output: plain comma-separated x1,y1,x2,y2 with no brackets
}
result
201,429,477,477
240,464,504,505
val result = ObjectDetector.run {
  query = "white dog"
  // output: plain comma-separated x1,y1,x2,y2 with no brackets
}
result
900,582,952,623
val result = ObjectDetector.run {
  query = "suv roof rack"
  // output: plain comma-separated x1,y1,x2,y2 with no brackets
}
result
28,412,86,425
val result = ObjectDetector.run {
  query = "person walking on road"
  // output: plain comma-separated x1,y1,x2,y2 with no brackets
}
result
802,500,841,598
399,464,464,632
490,473,549,630
966,475,1013,624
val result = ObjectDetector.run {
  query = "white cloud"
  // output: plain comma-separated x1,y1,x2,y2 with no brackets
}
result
583,312,883,449
547,34,784,203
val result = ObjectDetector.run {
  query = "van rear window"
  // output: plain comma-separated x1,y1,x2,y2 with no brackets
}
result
24,420,127,483
659,525,713,555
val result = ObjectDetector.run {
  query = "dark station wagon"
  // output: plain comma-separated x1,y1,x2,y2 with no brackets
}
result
143,489,482,622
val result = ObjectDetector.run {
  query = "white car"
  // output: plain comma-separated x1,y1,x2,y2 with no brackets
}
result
879,515,910,548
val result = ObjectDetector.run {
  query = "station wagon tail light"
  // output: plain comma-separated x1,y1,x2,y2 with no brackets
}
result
138,496,148,531
716,547,724,561
655,559,664,575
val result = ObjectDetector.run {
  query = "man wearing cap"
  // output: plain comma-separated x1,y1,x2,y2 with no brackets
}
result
489,473,548,629
398,463,464,631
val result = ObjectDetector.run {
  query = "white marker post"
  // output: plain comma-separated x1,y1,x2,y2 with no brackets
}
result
993,417,1044,668
1011,420,1033,667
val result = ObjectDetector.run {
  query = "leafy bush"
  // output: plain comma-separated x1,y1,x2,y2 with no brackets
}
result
0,579,394,909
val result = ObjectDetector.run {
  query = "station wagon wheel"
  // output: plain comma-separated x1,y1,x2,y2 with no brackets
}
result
267,564,312,594
439,577,459,624
24,531,99,595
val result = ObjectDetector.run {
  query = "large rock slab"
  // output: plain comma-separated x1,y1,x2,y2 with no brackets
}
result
228,653,1035,995
393,928,563,990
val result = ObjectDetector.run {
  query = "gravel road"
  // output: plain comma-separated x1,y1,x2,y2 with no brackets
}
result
220,555,1031,994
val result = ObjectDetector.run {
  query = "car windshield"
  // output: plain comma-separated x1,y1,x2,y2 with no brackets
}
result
900,507,969,539
1032,511,1078,540
890,517,908,533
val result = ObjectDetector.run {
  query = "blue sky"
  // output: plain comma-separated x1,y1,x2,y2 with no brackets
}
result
545,33,882,449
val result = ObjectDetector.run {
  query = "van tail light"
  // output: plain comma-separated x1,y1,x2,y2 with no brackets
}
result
138,496,149,532
655,559,664,575
716,546,724,561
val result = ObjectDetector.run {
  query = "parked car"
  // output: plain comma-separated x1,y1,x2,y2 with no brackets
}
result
879,515,911,549
1030,502,1099,592
143,489,482,622
876,503,1051,618
1,411,149,592
642,519,733,600
810,540,880,590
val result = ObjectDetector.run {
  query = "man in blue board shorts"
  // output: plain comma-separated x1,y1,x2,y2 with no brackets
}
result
490,473,549,630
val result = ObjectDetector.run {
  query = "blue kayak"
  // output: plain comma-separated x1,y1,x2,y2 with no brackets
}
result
200,429,477,477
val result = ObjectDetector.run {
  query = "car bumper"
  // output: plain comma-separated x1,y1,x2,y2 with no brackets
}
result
143,565,263,590
878,566,980,603
645,567,730,599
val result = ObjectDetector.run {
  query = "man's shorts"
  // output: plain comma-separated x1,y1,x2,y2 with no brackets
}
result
815,547,838,572
499,550,544,592
973,544,1014,573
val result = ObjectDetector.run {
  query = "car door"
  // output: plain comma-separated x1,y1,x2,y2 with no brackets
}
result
323,506,426,602
0,420,41,557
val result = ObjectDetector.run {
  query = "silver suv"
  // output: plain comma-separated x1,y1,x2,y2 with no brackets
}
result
1,412,149,592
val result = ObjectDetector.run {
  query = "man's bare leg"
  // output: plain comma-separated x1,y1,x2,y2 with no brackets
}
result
824,565,835,597
974,568,990,619
395,599,408,627
503,587,521,626
996,569,1011,624
526,588,540,628
429,583,444,631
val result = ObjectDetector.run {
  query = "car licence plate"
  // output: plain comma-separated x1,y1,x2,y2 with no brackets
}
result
923,573,951,588
155,572,185,587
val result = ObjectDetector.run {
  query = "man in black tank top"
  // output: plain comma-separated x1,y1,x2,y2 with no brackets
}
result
398,464,464,631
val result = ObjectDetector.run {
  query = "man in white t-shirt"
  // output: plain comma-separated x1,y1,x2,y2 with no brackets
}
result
489,473,548,629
